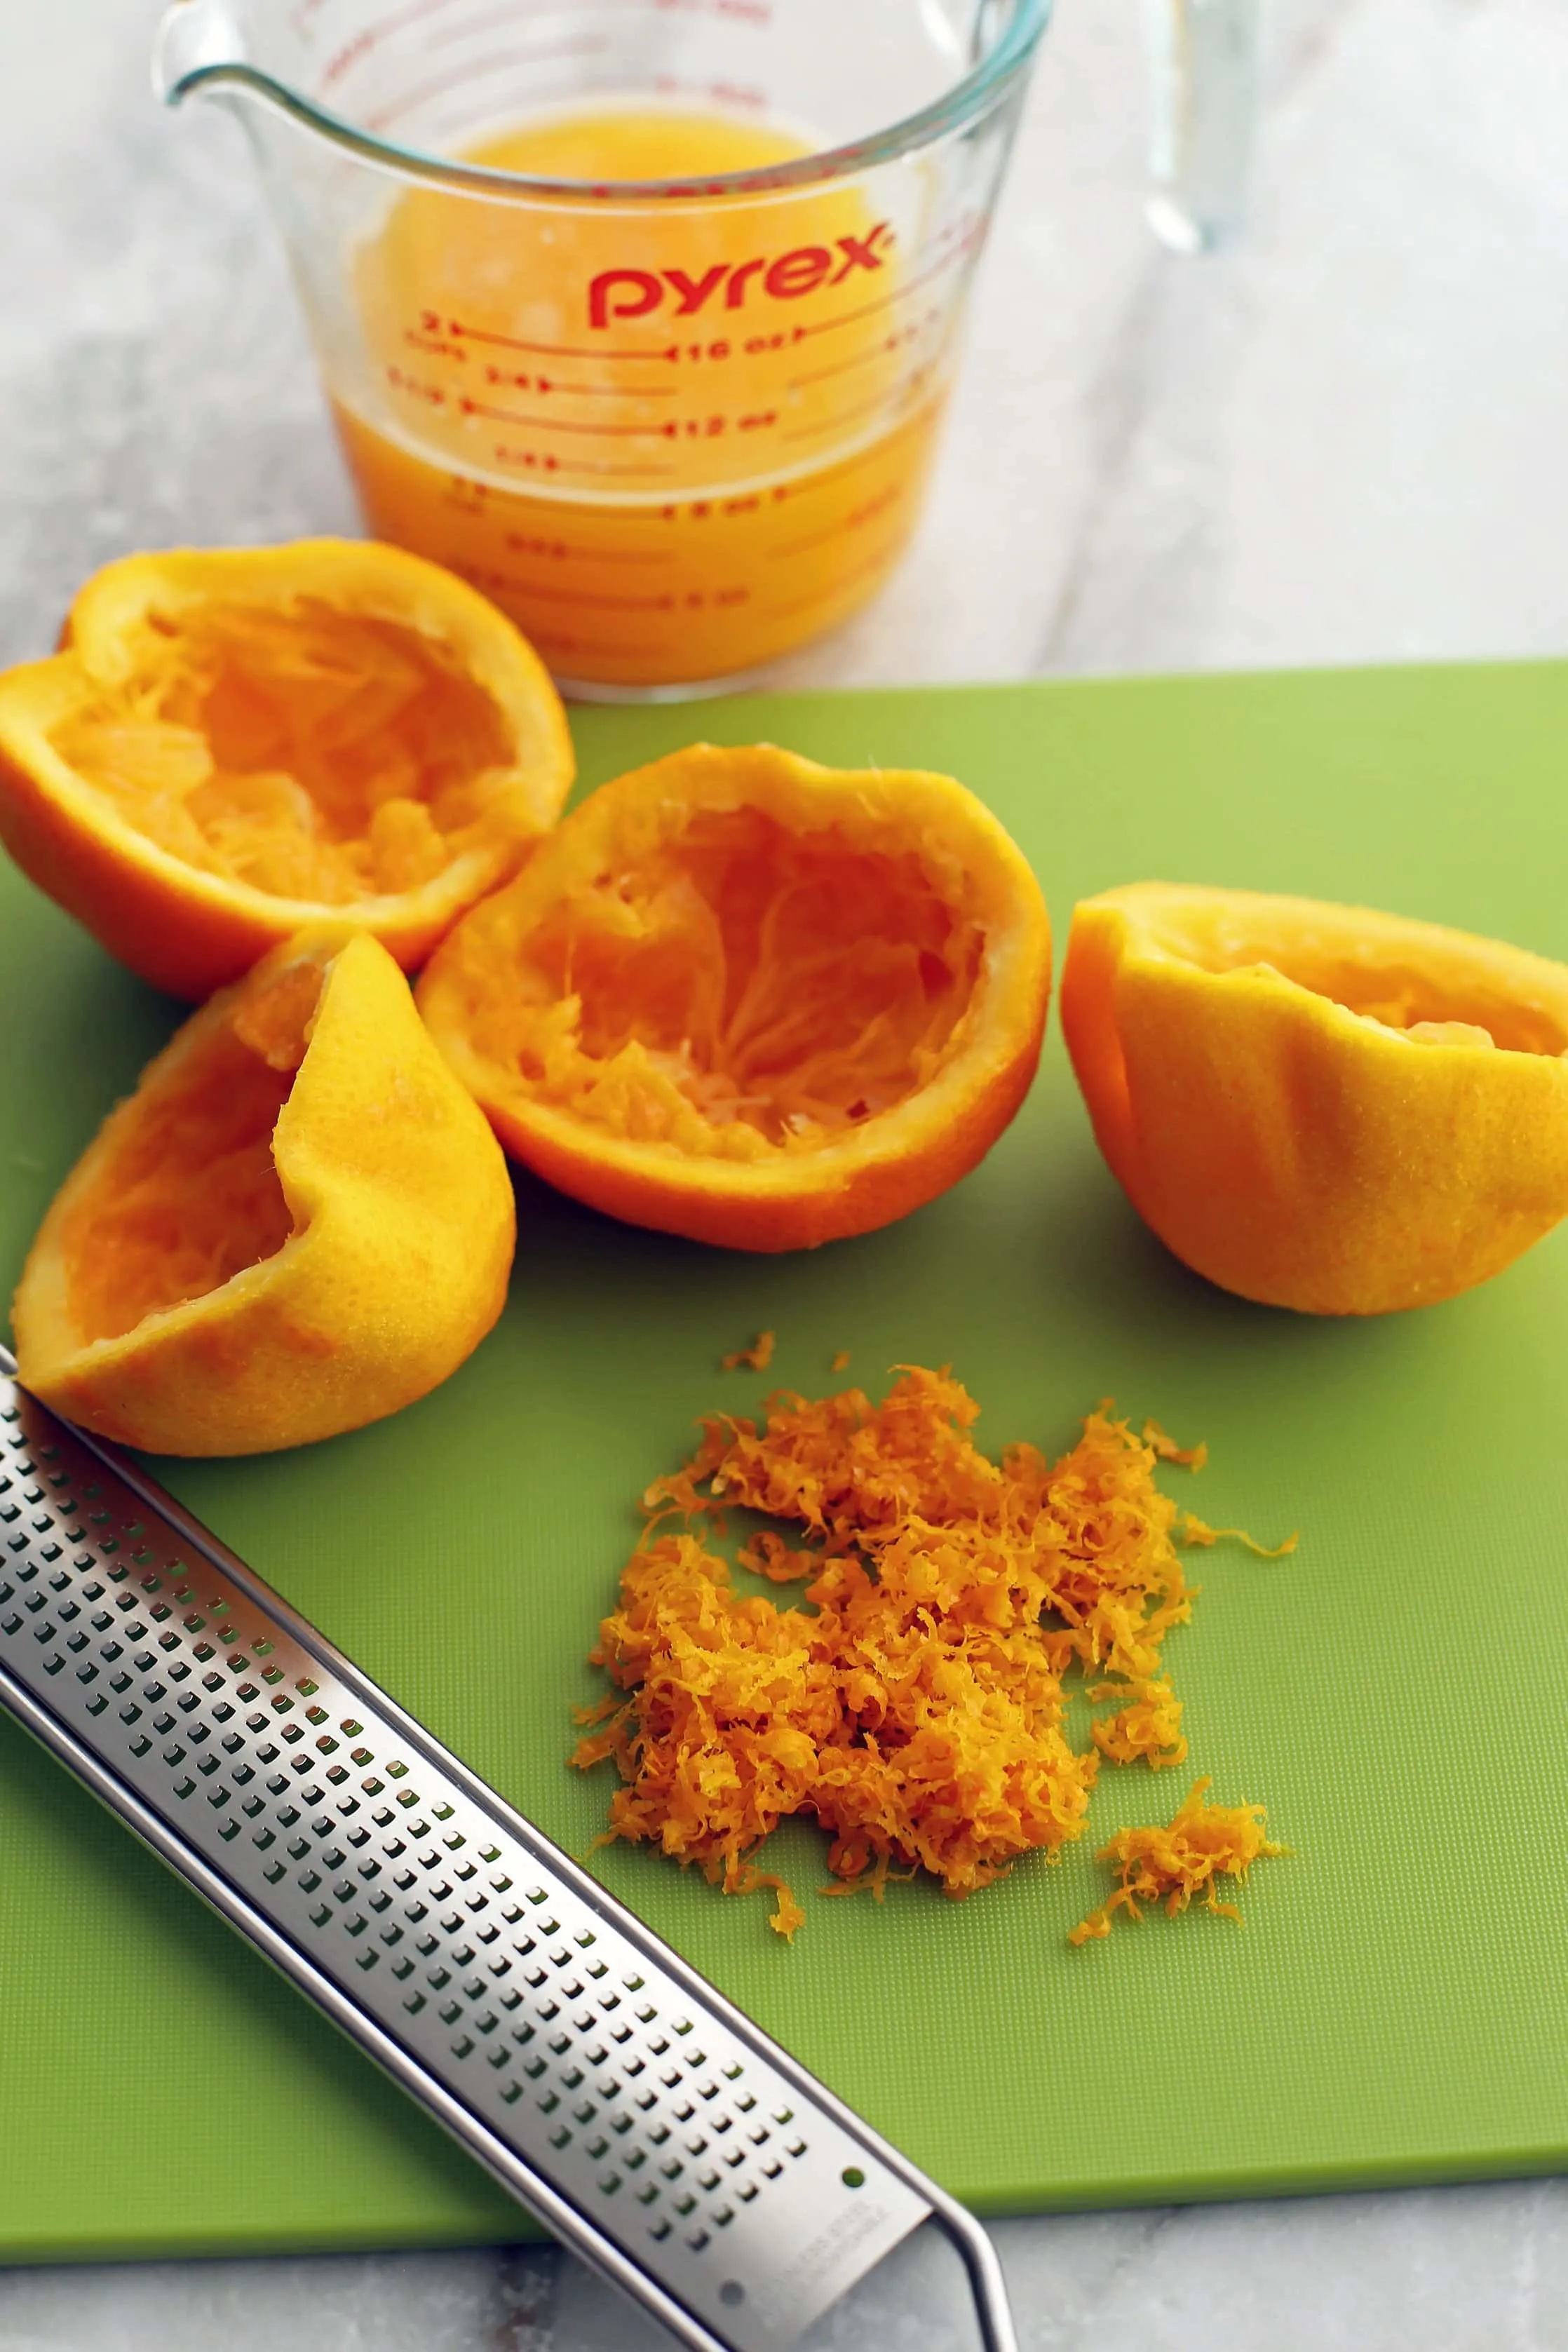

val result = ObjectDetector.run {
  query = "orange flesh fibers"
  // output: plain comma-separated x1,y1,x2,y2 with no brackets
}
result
573,1369,1280,1939
58,956,325,1346
1154,910,1568,1055
52,600,516,903
480,810,985,1155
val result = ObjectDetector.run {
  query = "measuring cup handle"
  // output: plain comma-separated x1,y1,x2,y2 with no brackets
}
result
1143,0,1264,252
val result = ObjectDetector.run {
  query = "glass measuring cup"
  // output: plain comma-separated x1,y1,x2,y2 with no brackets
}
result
154,0,1051,698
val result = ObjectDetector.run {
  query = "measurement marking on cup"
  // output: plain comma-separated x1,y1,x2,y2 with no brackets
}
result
479,367,677,398
499,534,675,567
527,634,668,662
418,0,617,54
461,399,673,436
365,39,613,134
442,321,680,364
464,398,775,442
454,564,681,622
403,330,468,361
466,583,750,616
321,0,461,88
286,0,328,46
768,483,905,560
763,537,906,623
780,386,910,446
454,586,685,614
788,310,941,391
789,229,980,342
489,445,676,480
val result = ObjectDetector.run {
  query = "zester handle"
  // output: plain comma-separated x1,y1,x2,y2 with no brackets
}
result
0,1351,1018,2352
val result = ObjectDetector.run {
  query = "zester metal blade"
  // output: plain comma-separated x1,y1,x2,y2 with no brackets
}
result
0,1349,1017,2352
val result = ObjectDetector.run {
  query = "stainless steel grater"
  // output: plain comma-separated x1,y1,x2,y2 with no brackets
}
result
0,1345,1017,2352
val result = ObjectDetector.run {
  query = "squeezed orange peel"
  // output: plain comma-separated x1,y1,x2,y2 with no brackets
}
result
1068,1778,1285,1945
1061,881,1568,1315
418,744,1052,1253
0,540,574,999
11,928,516,1455
574,1367,1285,1939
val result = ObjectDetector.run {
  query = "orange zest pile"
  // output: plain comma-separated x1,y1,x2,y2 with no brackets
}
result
1067,1778,1285,1945
573,1365,1287,1939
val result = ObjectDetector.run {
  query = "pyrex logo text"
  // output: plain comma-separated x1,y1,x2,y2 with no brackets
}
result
588,222,894,330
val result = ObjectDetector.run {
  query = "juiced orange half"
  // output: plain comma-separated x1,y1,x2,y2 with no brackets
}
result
419,744,1051,1252
1062,881,1568,1313
0,540,574,999
12,929,515,1454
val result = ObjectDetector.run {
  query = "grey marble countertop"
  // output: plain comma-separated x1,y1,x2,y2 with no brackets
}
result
6,3,1568,2346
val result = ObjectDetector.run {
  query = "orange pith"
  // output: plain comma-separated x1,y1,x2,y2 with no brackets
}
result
1062,882,1568,1316
0,540,574,999
54,954,321,1353
1121,891,1568,1050
60,1015,293,1348
492,807,983,1148
419,744,1050,1251
13,928,516,1456
52,600,520,903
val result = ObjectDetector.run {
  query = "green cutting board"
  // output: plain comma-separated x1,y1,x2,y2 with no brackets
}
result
6,663,1568,2262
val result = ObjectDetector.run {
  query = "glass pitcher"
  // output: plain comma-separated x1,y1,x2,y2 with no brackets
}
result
154,0,1259,698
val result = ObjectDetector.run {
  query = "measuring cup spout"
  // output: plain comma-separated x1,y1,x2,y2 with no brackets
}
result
153,0,253,108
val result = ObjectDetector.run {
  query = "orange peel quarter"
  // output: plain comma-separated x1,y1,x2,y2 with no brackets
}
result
1061,881,1568,1315
0,539,574,999
418,743,1051,1252
11,928,516,1456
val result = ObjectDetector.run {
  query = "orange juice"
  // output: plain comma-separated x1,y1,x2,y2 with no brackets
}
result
336,108,952,688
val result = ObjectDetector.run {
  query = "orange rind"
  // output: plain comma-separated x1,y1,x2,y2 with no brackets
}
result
11,928,515,1454
1062,881,1568,1313
0,539,574,999
418,743,1051,1251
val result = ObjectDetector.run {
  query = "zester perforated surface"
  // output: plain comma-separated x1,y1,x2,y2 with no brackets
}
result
0,1371,926,2352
